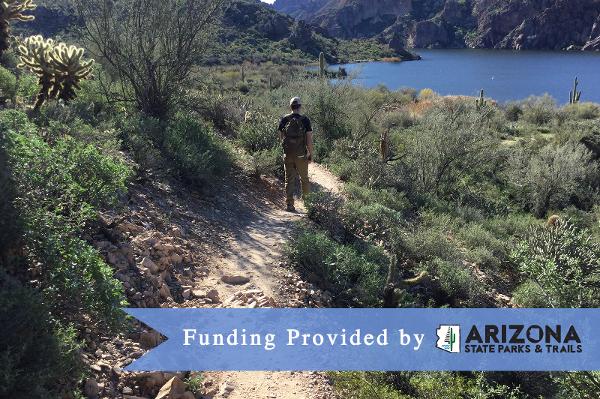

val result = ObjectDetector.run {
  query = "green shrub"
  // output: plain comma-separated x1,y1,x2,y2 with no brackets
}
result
520,95,556,125
343,201,404,244
0,65,17,102
512,280,551,307
0,277,84,399
556,372,600,399
16,73,38,104
330,372,408,399
561,103,600,120
304,191,347,239
163,113,233,186
425,258,482,305
510,220,600,307
509,141,598,217
4,128,130,322
458,223,508,270
505,103,523,122
184,92,244,135
119,115,165,171
402,212,461,263
398,101,499,198
344,183,410,213
237,113,278,153
34,230,127,322
246,147,283,177
0,109,37,135
288,228,386,306
331,372,526,399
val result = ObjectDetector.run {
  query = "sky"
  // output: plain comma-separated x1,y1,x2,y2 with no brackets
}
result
261,0,275,4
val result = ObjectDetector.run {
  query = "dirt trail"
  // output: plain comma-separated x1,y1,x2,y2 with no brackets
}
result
201,163,342,399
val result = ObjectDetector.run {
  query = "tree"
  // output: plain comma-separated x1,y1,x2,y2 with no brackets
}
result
399,100,499,197
509,141,598,217
72,0,224,120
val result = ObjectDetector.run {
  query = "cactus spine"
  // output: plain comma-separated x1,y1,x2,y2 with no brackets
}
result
569,77,581,104
476,89,487,110
319,51,326,78
17,35,94,109
0,0,36,57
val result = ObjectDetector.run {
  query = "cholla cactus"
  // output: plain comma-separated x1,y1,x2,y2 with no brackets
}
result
51,42,94,102
383,254,429,307
17,35,94,109
0,0,36,56
17,35,54,109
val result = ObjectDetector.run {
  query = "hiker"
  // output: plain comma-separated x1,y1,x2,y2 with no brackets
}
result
278,97,314,212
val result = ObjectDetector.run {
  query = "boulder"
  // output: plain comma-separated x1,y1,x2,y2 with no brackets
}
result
221,275,250,285
141,257,160,274
206,289,221,303
159,284,172,300
155,377,186,399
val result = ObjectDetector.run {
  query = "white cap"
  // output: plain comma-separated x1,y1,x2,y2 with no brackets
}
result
290,97,302,107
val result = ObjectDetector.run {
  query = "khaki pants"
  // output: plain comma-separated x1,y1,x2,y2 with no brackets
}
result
284,155,310,206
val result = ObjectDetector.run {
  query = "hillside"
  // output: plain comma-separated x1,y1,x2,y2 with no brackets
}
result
272,0,600,51
16,0,417,64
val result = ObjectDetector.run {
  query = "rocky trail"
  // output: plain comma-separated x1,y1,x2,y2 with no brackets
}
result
85,163,342,399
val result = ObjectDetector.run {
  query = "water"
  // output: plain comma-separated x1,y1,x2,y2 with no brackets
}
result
333,49,600,104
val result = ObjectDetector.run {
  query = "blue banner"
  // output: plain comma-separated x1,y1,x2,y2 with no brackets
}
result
124,308,600,372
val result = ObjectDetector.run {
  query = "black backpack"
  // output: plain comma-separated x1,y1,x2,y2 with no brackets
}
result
282,115,307,157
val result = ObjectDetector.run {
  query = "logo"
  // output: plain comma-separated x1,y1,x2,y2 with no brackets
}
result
437,325,460,353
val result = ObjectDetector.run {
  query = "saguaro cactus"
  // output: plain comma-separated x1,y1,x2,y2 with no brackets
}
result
0,0,36,56
476,89,487,110
17,35,94,109
569,77,582,104
319,51,326,78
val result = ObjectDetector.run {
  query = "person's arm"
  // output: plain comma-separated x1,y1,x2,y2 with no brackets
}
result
278,117,286,144
306,131,314,162
305,117,314,162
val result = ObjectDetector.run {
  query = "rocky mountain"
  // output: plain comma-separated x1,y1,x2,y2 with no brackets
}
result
14,0,416,64
272,0,600,51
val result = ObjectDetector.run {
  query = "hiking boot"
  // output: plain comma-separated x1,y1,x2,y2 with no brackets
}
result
286,204,296,213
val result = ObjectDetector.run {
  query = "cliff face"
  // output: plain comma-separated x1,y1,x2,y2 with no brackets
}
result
312,0,413,39
472,0,600,50
272,0,600,51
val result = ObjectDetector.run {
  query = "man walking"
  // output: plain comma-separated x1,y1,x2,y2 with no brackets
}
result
278,97,314,212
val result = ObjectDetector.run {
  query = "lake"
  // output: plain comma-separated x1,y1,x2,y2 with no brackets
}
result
333,49,600,104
